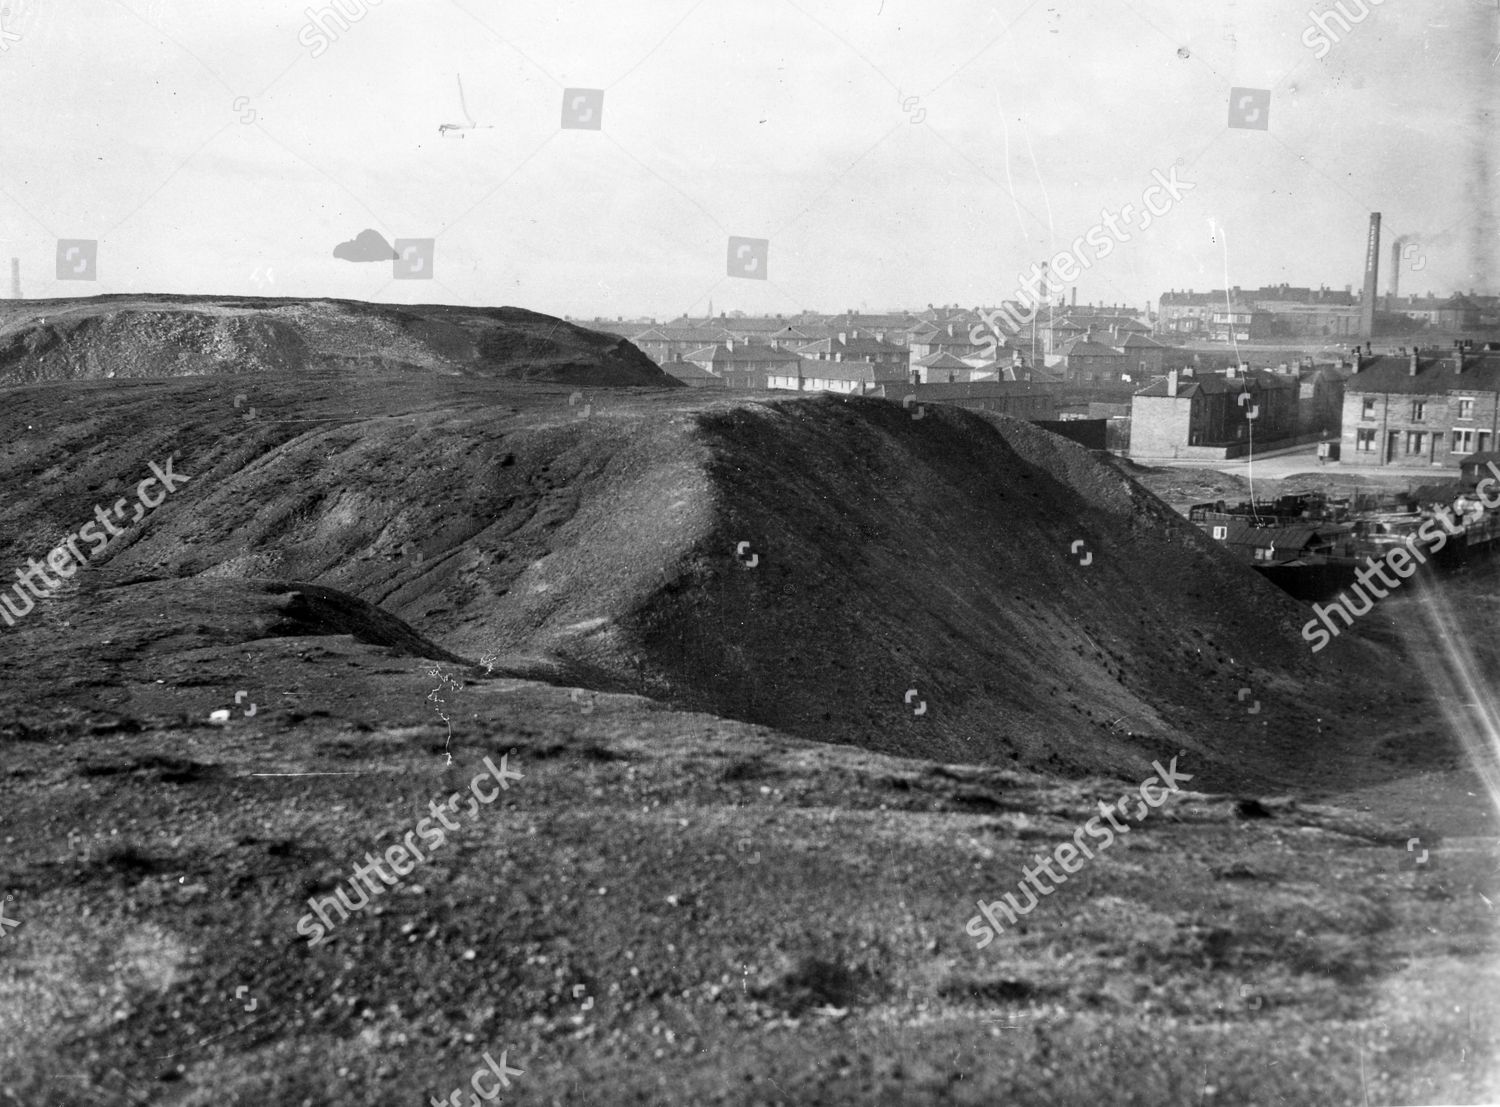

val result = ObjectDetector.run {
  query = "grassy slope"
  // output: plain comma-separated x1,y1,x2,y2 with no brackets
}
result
0,626,1495,1105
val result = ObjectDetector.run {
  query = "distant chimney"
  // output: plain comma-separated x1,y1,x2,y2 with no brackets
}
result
1456,343,1465,373
1071,287,1077,307
1360,212,1380,337
1167,368,1179,396
1410,348,1419,376
1351,347,1363,373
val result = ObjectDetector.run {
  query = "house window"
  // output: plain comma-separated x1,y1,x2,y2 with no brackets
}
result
1411,401,1426,420
1361,398,1376,419
1406,431,1425,454
1453,429,1476,454
1481,431,1493,453
1357,428,1376,452
1212,526,1227,540
1457,398,1474,419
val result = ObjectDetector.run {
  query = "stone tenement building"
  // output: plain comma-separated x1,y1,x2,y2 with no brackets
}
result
1340,342,1500,468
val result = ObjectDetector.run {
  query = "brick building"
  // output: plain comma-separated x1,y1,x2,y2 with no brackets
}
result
679,339,804,389
1130,367,1300,460
1340,342,1500,468
1054,330,1128,383
794,330,908,374
1157,285,1362,339
767,359,902,394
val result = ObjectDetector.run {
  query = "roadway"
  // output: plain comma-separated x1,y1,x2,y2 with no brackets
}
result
1137,443,1456,481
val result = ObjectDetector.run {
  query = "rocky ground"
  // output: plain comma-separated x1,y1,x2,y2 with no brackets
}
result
0,297,1495,1105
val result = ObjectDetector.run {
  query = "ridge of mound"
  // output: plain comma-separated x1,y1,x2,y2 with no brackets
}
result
0,295,674,386
0,375,1439,793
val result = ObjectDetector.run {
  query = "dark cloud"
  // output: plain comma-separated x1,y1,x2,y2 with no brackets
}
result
333,229,398,263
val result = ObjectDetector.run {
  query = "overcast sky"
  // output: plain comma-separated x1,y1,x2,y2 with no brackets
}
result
0,0,1495,319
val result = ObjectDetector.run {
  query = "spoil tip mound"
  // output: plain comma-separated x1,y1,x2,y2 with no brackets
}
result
0,295,677,387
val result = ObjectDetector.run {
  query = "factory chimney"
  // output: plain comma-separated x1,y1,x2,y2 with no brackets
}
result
1360,213,1381,339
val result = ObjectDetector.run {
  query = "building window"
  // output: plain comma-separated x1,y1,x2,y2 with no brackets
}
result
1411,401,1426,421
1481,431,1494,453
1212,526,1227,540
1361,398,1376,419
1453,429,1476,454
1357,428,1376,452
1406,431,1425,454
1458,398,1474,420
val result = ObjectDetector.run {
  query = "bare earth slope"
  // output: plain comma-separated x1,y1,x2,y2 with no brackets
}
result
0,310,1496,1105
0,372,1455,795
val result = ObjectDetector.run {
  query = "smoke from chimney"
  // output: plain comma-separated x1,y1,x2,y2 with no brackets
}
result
1465,0,1498,290
1388,235,1409,310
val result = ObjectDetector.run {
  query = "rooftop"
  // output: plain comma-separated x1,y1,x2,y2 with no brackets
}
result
1344,349,1500,394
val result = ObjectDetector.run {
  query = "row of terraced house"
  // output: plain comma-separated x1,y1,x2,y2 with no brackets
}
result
582,303,1173,389
581,302,1500,469
1339,341,1500,468
579,304,1182,426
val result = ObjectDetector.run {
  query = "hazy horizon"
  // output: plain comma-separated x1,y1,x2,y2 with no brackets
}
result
1,0,1495,319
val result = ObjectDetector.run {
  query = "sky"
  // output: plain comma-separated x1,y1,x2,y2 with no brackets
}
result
0,0,1496,320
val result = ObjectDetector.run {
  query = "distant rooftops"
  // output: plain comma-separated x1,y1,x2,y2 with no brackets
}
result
1160,285,1358,307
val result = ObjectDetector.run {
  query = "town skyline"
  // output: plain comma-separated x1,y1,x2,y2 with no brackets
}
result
2,0,1495,320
